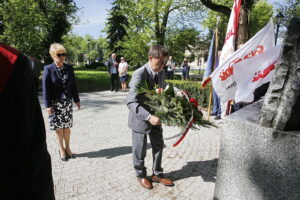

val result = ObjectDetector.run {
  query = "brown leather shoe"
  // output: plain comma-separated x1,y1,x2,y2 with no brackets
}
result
137,177,153,189
152,175,174,186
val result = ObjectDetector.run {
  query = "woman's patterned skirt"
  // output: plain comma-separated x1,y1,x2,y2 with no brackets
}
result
49,98,73,130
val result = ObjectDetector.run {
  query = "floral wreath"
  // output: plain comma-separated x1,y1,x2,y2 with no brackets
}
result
137,82,212,147
163,87,197,147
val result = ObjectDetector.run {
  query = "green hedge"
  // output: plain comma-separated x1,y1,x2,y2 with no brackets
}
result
166,80,211,108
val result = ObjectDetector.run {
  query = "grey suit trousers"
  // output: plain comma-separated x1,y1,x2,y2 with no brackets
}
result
132,126,164,178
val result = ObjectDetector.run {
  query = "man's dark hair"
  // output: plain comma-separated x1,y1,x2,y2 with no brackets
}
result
148,45,169,58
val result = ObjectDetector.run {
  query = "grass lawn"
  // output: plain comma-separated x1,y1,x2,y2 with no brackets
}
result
75,70,111,92
73,66,200,93
74,69,134,92
74,70,202,92
40,65,202,93
40,68,201,93
190,70,205,75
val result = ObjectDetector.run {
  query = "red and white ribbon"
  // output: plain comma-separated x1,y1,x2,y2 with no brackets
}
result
163,89,195,147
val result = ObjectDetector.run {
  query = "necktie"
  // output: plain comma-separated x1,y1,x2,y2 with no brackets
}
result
154,73,159,85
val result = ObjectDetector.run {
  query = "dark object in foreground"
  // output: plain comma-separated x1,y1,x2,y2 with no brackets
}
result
0,44,55,200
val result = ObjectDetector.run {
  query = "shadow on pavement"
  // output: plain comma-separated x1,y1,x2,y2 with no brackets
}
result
75,144,151,159
164,158,218,183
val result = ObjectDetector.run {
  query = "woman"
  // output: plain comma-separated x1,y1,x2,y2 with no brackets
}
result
166,56,176,80
42,43,81,161
118,57,129,92
181,58,189,80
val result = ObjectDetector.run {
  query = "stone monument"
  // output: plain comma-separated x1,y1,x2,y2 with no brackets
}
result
213,18,300,200
259,18,300,131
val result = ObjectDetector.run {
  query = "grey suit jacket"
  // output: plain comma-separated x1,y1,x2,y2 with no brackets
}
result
107,58,119,74
127,62,166,134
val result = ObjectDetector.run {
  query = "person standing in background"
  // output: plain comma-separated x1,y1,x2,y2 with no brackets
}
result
118,56,129,92
43,43,81,162
211,90,222,120
181,58,189,80
108,53,119,92
29,55,42,94
166,56,176,80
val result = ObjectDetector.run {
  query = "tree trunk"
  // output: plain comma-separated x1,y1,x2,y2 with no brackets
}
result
153,0,172,45
200,0,254,49
236,1,251,48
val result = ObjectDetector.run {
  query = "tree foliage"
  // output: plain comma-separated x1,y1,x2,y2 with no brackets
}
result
201,0,272,48
276,0,300,28
249,0,273,37
166,28,208,64
201,0,232,48
105,0,205,67
0,0,77,61
119,0,204,45
106,0,129,55
120,27,152,68
62,34,106,66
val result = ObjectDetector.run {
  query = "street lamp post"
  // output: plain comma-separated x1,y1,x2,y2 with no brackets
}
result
275,12,284,45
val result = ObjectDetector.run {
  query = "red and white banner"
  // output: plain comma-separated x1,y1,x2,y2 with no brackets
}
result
219,0,242,65
201,0,241,87
234,45,281,103
211,20,275,103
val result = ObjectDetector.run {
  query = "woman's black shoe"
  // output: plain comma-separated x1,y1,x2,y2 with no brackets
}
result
59,150,68,161
61,157,68,161
67,153,75,159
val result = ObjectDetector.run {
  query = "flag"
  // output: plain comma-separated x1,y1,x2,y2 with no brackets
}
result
202,0,242,87
201,31,222,117
202,30,218,87
210,20,275,103
233,45,281,103
219,0,242,65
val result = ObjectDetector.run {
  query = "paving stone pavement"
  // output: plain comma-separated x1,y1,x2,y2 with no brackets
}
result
41,91,222,200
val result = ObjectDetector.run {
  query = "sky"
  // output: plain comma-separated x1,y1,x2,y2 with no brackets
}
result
72,0,112,39
72,0,284,39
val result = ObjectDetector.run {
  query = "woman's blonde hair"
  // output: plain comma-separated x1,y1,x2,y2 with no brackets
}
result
49,43,66,58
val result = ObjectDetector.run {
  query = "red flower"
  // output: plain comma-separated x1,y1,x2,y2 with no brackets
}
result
189,98,198,108
189,98,196,102
157,88,164,94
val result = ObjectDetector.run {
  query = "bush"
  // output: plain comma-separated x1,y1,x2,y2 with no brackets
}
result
85,62,102,69
166,80,211,108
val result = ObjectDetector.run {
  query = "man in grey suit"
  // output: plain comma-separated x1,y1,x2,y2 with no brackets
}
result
107,53,119,92
127,45,174,189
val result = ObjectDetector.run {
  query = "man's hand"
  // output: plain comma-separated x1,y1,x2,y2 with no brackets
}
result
148,115,161,126
47,107,54,115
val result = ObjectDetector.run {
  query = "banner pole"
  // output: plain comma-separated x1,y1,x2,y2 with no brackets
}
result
207,15,220,119
207,85,213,120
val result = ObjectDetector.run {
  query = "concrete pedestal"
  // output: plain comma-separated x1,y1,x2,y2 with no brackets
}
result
214,100,300,200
